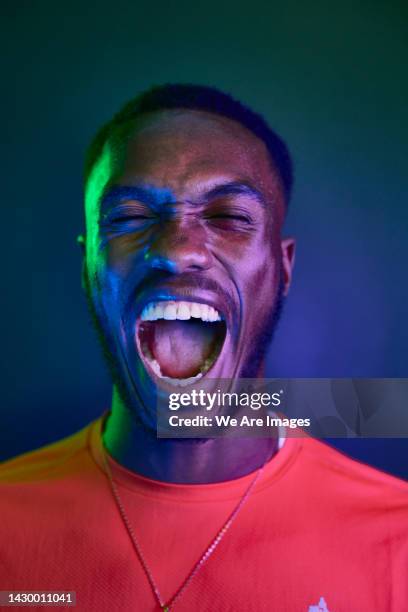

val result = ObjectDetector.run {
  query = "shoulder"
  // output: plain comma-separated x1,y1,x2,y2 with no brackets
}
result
0,418,106,578
0,418,100,484
298,436,408,512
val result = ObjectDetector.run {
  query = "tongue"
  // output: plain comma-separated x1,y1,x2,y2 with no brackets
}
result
150,320,217,378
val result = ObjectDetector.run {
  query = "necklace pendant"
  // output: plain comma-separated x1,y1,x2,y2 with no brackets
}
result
162,607,169,611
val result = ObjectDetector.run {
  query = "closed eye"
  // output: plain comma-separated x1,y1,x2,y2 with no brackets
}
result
108,214,153,223
99,202,158,229
204,210,255,228
207,213,252,222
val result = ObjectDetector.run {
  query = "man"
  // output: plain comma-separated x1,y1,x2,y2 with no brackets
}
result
1,84,407,611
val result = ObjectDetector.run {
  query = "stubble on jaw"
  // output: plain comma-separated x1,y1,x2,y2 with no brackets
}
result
82,259,286,440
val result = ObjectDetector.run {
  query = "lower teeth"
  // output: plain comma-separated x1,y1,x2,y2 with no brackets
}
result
147,354,212,385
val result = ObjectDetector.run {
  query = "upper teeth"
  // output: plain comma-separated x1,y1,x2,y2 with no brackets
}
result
140,301,222,322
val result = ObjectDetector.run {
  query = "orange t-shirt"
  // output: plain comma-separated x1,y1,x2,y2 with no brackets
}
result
0,416,407,612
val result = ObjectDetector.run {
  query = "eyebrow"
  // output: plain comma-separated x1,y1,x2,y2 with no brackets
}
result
101,185,176,209
199,182,266,208
101,181,266,210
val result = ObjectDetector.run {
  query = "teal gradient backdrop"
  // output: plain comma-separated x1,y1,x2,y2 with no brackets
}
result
1,0,407,477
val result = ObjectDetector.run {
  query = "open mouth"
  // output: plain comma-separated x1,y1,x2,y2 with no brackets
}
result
136,300,227,386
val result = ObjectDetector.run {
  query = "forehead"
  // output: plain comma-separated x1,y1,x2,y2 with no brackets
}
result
115,110,283,204
85,109,285,226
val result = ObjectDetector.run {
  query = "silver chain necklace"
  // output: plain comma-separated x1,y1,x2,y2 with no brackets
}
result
101,443,274,611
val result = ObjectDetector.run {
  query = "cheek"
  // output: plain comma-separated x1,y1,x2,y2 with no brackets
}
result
234,237,282,320
107,237,145,274
86,243,140,315
99,230,153,281
248,256,280,300
235,237,281,288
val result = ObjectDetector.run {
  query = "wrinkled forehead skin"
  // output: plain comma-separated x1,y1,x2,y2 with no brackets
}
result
84,109,286,266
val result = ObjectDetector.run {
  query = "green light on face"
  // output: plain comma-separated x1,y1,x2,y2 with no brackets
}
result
84,120,141,270
84,141,115,268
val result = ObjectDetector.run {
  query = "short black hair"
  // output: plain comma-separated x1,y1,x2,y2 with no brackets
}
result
84,83,294,203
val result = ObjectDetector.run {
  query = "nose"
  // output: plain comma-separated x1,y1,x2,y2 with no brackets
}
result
144,219,213,274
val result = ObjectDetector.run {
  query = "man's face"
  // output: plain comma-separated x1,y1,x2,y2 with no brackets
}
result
84,109,295,429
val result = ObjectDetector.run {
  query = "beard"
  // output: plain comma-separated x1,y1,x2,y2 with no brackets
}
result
239,272,286,377
83,268,144,424
83,265,286,428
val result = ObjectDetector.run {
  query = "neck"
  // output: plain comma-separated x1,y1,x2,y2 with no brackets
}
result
102,387,279,484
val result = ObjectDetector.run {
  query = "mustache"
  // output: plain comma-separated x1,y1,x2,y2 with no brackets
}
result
124,270,235,315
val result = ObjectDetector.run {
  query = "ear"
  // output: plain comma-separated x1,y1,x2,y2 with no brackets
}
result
77,233,86,252
77,234,87,291
281,237,296,296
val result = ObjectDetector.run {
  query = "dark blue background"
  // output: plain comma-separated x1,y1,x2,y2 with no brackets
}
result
1,0,407,478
